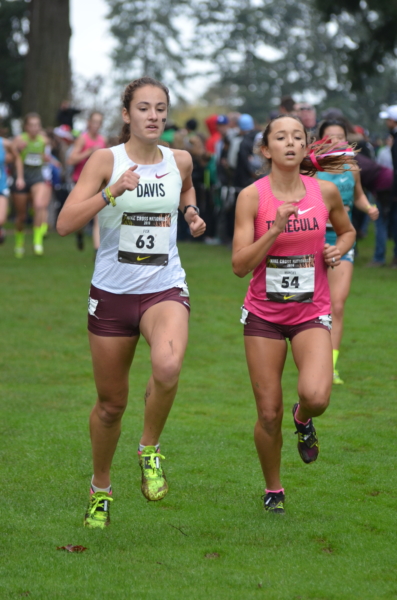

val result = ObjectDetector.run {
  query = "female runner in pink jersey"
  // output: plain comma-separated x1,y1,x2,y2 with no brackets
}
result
232,115,356,513
67,111,107,252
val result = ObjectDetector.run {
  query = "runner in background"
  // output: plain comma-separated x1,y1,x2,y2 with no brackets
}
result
12,113,49,257
316,120,378,384
0,137,24,244
67,112,107,253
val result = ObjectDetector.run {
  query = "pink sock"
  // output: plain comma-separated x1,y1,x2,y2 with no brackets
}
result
294,404,310,426
265,488,284,494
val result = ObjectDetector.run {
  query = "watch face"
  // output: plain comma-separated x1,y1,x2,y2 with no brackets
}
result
185,205,199,215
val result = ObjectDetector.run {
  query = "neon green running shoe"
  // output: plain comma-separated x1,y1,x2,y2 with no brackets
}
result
14,246,24,258
333,370,344,385
139,446,168,501
84,491,113,529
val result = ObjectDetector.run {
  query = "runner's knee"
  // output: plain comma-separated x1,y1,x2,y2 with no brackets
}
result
332,299,345,320
298,387,330,415
96,389,128,425
152,355,182,389
257,403,283,434
97,398,126,425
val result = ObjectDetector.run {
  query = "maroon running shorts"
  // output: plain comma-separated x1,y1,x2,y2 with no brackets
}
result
88,284,190,337
243,310,331,341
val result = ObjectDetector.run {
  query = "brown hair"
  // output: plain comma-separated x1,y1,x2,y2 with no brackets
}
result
119,77,170,143
260,115,358,176
23,112,41,129
88,110,104,121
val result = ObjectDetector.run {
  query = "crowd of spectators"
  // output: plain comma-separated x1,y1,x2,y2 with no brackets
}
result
1,94,396,267
160,95,397,267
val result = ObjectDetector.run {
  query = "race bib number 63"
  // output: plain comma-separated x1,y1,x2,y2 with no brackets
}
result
118,212,171,266
266,254,315,303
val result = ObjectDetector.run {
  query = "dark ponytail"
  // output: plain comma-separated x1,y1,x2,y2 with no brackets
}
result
258,115,358,176
120,122,131,144
119,77,170,144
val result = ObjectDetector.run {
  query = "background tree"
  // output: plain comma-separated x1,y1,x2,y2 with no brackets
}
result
106,0,191,99
314,0,397,90
0,0,30,120
22,0,71,126
192,0,397,129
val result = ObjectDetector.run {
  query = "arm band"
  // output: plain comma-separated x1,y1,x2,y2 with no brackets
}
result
105,186,116,207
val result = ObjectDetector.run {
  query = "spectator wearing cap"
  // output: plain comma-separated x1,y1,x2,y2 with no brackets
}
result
279,95,296,115
295,103,317,136
234,114,257,190
378,105,397,267
56,100,82,129
177,118,210,241
205,115,222,154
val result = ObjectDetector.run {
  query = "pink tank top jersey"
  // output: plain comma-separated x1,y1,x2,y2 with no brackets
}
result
72,132,106,182
244,174,331,325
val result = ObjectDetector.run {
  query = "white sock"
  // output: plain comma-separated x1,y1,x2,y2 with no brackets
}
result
138,443,160,452
91,476,111,494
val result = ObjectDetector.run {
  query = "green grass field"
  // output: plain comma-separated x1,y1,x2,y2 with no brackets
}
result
1,227,397,600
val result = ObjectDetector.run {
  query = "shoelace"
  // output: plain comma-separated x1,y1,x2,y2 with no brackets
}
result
296,431,318,447
89,493,113,516
144,452,166,473
262,494,284,509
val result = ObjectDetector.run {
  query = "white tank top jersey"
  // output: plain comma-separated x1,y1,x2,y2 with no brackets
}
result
92,144,188,294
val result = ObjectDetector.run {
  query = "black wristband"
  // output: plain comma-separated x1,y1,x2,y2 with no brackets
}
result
183,205,200,216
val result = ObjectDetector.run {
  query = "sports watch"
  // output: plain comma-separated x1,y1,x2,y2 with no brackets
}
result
183,205,200,215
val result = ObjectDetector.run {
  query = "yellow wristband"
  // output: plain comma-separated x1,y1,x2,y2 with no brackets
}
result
105,187,116,207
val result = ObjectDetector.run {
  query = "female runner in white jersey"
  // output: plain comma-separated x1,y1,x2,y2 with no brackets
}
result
232,115,356,513
57,77,205,528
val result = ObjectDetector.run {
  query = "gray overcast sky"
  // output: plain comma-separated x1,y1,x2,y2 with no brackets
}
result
70,0,114,79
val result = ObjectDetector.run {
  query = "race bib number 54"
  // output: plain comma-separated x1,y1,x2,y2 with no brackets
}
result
266,254,315,303
118,212,171,266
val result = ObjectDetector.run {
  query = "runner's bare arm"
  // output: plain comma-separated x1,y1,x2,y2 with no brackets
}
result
173,149,206,238
13,135,27,152
319,179,356,266
232,185,298,277
4,138,24,187
57,149,114,235
67,135,100,166
352,170,379,220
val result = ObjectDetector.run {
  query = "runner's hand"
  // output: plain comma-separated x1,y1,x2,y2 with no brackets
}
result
323,243,341,267
272,200,299,234
15,177,25,190
110,166,140,198
188,214,206,238
367,205,379,221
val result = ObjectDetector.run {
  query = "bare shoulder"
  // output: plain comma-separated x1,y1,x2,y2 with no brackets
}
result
78,148,114,182
171,148,193,171
317,178,340,205
90,147,114,165
236,183,259,217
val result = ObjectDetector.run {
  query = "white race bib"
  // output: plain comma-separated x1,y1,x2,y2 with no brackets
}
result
266,254,315,303
118,212,171,266
24,153,43,167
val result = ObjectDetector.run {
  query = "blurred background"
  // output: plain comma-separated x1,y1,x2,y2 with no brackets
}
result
0,0,397,133
1,0,397,255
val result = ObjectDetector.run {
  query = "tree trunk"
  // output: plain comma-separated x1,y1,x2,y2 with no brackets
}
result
22,0,71,127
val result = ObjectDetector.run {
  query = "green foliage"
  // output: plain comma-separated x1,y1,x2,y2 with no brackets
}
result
0,0,30,118
106,0,191,95
194,0,397,127
314,0,397,87
1,229,397,598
